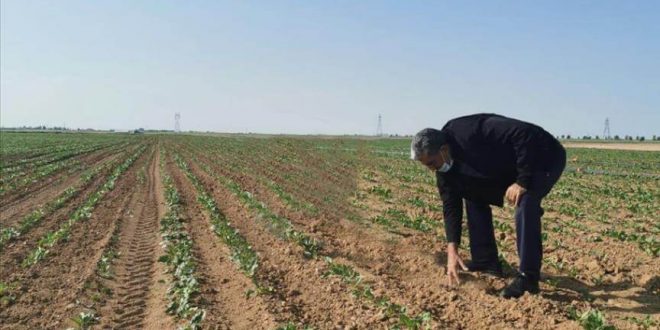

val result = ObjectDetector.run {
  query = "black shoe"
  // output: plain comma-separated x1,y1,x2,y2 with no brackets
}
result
466,260,504,278
500,273,540,299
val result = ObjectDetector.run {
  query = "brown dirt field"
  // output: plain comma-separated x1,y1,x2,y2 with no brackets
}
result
0,141,123,166
86,147,172,329
190,148,577,329
173,152,401,328
0,146,129,228
562,142,660,151
361,162,660,329
0,145,110,198
0,145,150,329
141,149,176,329
0,150,134,282
0,144,129,218
166,155,283,328
3,136,656,329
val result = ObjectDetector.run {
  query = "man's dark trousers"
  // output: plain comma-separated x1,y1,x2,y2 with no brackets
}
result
466,146,566,280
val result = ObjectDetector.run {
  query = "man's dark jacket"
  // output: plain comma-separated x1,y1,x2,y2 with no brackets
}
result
436,113,562,244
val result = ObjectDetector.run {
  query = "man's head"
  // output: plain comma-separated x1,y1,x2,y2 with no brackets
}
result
411,128,452,171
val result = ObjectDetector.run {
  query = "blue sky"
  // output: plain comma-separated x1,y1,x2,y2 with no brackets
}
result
1,1,659,136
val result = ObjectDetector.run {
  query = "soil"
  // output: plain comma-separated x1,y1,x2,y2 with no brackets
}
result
0,145,151,329
2,138,657,329
0,146,129,228
88,147,170,329
0,149,134,282
167,152,392,328
189,147,576,329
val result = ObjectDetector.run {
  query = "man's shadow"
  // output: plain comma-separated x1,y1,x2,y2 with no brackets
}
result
540,274,659,315
433,250,659,316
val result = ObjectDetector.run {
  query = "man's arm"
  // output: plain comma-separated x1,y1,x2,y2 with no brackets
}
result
437,173,467,285
437,173,463,245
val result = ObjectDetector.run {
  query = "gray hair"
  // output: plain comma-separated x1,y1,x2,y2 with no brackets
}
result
410,128,447,160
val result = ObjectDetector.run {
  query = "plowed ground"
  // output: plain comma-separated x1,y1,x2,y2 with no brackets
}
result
1,137,657,330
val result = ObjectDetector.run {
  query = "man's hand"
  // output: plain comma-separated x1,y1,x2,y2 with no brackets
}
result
446,243,467,286
505,183,527,206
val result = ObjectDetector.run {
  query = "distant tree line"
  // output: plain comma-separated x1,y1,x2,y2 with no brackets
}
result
1,125,74,131
556,135,658,141
1,126,115,132
1,126,177,133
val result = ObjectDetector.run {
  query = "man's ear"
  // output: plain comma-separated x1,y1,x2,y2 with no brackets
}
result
439,144,450,155
439,144,451,161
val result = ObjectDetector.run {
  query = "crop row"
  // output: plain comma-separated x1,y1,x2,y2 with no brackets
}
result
0,132,138,165
1,142,120,176
192,159,322,258
0,141,114,187
21,146,145,267
1,157,83,194
158,137,657,329
159,162,205,329
172,154,260,279
323,257,431,329
1,135,114,168
180,137,326,221
179,136,358,220
67,222,124,329
0,150,131,251
180,148,434,329
178,138,437,239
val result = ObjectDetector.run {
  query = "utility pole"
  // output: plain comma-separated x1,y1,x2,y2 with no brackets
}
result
603,118,611,140
175,113,181,133
376,114,383,137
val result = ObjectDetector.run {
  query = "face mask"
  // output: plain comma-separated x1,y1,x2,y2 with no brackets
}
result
438,151,454,173
438,159,453,173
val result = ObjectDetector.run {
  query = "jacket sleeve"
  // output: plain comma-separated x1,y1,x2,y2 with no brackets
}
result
437,173,463,245
482,116,542,189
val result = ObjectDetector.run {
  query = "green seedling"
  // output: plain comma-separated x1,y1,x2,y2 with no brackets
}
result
624,315,657,329
323,258,361,285
69,311,99,330
369,185,393,199
407,196,426,208
573,308,615,330
0,282,16,305
544,277,560,287
22,246,48,267
396,311,432,330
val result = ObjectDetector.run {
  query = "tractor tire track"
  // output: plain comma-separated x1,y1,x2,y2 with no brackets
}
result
99,147,163,329
0,145,149,330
